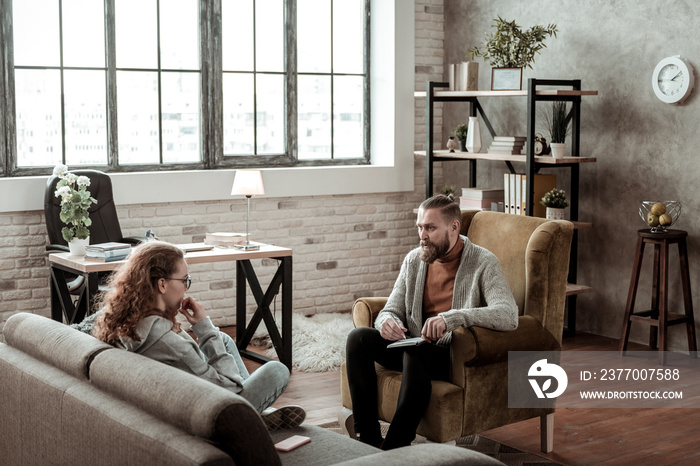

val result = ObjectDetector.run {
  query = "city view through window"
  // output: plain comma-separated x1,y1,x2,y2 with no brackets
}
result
9,0,368,173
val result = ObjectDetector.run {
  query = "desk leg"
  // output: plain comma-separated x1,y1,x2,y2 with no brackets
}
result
236,258,293,371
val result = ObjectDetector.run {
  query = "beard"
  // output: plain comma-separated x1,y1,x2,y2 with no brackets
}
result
420,231,451,264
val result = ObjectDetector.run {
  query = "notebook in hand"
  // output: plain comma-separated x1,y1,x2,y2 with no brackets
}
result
387,337,428,349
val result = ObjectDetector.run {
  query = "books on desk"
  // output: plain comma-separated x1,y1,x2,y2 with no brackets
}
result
204,232,250,248
85,242,132,261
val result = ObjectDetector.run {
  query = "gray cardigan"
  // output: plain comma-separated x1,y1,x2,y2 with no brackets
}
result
374,235,518,346
117,315,245,393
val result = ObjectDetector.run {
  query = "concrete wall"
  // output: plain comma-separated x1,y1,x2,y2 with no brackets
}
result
442,0,700,350
0,1,446,337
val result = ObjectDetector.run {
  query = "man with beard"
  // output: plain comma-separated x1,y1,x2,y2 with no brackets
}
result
345,194,518,450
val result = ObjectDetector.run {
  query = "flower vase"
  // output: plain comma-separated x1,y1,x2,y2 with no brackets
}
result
466,116,482,153
68,236,90,256
546,207,566,220
550,143,566,159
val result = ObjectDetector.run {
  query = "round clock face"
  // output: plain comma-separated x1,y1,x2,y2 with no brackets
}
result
652,56,695,104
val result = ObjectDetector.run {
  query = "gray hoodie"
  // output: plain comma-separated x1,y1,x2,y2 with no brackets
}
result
117,315,245,393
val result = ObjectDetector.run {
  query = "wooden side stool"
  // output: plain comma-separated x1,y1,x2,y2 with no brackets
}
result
619,229,697,365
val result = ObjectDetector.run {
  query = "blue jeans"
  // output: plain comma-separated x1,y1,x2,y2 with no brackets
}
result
220,331,290,413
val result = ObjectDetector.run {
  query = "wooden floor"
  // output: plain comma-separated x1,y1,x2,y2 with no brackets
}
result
228,328,700,466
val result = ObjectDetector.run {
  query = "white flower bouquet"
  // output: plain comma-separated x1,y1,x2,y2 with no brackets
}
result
53,164,98,242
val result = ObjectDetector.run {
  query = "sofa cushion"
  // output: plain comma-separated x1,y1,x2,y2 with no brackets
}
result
269,425,380,466
89,347,282,466
3,312,112,380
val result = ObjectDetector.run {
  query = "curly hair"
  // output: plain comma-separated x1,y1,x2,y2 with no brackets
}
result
93,241,185,345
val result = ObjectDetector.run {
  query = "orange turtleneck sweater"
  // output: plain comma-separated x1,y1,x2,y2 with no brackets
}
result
422,238,464,321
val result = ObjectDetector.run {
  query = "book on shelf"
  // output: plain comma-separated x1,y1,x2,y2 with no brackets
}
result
503,173,557,217
490,140,526,147
460,197,504,209
488,148,524,155
493,136,526,142
84,242,131,252
460,187,505,199
204,232,250,247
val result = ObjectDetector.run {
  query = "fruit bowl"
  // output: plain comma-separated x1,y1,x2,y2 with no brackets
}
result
639,201,681,233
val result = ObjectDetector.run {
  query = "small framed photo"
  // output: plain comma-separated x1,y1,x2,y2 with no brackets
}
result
491,68,523,91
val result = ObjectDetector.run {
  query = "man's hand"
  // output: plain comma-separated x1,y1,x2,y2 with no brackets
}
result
421,316,446,341
380,318,408,341
179,297,207,325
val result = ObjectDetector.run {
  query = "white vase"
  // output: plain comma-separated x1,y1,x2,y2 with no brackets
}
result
465,116,482,153
550,143,566,159
546,207,566,220
68,236,90,256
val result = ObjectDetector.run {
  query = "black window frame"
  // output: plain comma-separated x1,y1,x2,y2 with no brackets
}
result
0,0,370,177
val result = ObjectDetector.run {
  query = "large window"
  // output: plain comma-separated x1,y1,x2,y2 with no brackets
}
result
0,0,370,177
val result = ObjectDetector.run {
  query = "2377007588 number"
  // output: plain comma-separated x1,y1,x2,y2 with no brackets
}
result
599,368,680,381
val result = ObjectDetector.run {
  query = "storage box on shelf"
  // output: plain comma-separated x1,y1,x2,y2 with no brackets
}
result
415,79,597,336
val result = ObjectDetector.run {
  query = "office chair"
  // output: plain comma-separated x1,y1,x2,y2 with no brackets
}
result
44,169,144,323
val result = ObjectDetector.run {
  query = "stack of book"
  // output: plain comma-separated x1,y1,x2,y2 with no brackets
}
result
204,232,250,248
503,173,556,217
459,187,505,211
488,136,527,155
85,242,132,262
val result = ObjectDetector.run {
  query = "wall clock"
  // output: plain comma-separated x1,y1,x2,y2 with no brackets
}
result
652,55,695,104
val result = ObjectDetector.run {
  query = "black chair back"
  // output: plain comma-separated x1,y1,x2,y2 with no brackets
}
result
44,170,125,247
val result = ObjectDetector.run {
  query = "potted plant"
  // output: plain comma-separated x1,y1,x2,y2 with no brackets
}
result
542,101,572,158
467,17,558,90
454,123,469,151
53,164,98,255
440,185,456,197
540,188,568,220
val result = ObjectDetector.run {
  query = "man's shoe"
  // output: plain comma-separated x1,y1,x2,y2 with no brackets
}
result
262,405,306,430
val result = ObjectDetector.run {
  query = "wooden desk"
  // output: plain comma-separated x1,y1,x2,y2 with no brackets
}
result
48,243,294,370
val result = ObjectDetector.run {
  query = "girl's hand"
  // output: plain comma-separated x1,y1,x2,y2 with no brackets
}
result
179,297,207,325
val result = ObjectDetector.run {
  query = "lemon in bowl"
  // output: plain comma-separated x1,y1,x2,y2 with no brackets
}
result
639,201,681,233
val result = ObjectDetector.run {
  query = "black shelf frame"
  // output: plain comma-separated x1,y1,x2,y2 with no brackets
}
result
423,78,588,337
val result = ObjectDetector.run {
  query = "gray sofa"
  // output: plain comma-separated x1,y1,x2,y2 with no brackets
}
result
0,313,502,465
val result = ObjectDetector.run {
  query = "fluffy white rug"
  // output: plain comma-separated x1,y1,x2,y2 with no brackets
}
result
251,313,355,372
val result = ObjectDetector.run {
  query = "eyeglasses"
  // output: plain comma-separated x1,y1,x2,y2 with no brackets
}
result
165,274,192,290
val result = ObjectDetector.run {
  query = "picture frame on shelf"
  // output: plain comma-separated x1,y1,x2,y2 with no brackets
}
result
491,67,522,91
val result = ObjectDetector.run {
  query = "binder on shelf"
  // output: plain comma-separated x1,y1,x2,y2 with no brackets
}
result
514,174,522,215
508,174,517,215
519,173,557,218
503,173,510,214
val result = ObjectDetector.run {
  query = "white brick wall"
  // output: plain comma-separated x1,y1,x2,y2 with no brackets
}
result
0,0,445,337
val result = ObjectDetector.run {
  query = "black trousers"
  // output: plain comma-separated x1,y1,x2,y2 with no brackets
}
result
345,326,451,450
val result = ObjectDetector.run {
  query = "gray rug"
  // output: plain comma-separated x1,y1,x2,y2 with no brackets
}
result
318,421,562,466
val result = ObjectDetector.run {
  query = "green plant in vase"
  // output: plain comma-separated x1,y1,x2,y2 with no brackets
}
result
53,164,98,242
541,101,572,158
467,17,558,69
540,188,568,208
454,124,469,151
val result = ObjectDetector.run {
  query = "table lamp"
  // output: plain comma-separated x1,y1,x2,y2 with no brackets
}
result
231,170,265,250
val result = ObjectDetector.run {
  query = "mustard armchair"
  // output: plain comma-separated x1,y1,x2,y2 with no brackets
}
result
340,211,574,452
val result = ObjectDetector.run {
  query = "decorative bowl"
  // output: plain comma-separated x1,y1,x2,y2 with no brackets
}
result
639,201,681,233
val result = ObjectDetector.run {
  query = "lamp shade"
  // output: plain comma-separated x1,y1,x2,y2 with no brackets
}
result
231,170,265,196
